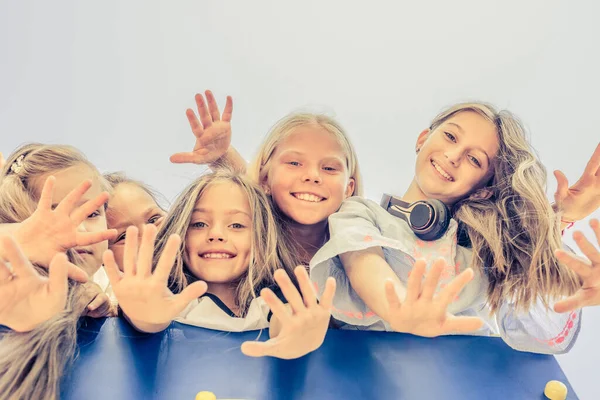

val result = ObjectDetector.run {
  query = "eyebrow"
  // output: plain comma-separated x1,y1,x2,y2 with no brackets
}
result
279,150,346,165
192,208,251,218
446,122,491,164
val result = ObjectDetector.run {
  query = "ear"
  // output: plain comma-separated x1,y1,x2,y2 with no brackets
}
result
415,129,430,153
344,178,356,199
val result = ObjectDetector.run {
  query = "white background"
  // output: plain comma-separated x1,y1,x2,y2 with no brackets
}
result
1,1,599,398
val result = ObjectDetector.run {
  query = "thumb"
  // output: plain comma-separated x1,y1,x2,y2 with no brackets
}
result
241,339,274,358
171,281,208,313
553,170,569,204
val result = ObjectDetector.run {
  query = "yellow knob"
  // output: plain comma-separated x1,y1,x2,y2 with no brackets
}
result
544,380,568,400
195,391,217,400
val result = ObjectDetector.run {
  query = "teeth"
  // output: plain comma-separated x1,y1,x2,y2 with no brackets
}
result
293,193,323,202
201,253,233,259
431,161,454,181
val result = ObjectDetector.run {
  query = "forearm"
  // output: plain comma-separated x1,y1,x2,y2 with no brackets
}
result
209,146,247,174
340,247,406,321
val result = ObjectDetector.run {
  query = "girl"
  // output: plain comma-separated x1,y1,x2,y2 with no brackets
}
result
104,172,167,270
0,143,119,399
309,102,599,354
173,91,362,265
105,170,336,359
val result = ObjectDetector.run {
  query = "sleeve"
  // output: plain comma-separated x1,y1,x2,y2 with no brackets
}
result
495,297,581,355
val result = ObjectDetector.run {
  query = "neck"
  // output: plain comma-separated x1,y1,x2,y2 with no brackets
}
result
207,283,239,315
288,218,329,263
402,179,428,204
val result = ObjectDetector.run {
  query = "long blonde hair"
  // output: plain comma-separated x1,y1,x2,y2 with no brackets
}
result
248,112,363,197
0,143,109,400
153,170,301,316
431,103,581,312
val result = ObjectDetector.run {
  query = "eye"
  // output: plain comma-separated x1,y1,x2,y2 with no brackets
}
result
444,132,457,142
113,231,127,244
148,214,164,225
468,155,482,168
190,221,207,229
287,161,300,166
230,223,246,229
88,209,101,218
323,166,337,172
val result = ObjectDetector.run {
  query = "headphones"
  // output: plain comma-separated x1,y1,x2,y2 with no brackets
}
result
380,193,451,241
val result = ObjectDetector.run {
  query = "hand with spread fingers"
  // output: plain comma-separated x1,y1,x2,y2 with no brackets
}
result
12,176,116,277
81,282,118,318
554,219,600,313
0,236,81,332
103,225,207,333
170,90,233,165
385,258,484,337
241,266,336,359
553,143,600,224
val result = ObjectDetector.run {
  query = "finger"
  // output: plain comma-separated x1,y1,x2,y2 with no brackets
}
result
590,219,600,247
204,90,221,121
169,152,204,164
384,279,402,310
554,294,585,313
123,226,139,276
75,229,118,247
185,108,204,137
154,234,182,282
221,96,233,122
583,143,600,176
437,268,474,305
71,192,110,223
241,339,277,358
0,152,5,169
66,261,89,282
195,93,212,128
553,170,569,204
319,277,336,310
555,249,593,280
572,231,600,265
102,250,123,287
137,225,158,277
48,253,70,301
262,287,293,325
406,259,426,302
294,266,317,307
274,269,305,314
55,180,92,214
442,315,484,334
420,258,445,300
37,176,56,211
169,281,208,315
0,236,36,277
0,259,12,281
87,293,109,312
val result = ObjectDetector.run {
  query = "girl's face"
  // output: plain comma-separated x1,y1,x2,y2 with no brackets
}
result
184,181,252,287
35,164,109,276
106,183,165,271
265,126,355,226
413,111,500,205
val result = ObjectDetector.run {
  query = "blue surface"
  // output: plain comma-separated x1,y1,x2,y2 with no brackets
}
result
61,318,578,399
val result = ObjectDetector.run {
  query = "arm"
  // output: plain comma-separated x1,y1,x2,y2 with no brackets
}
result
209,146,247,174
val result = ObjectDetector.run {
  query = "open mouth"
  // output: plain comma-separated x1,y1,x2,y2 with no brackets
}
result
291,192,326,203
200,251,236,260
431,160,454,182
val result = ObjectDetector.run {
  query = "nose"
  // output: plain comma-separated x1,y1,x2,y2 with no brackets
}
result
206,225,226,243
444,148,463,166
302,165,322,184
76,222,89,233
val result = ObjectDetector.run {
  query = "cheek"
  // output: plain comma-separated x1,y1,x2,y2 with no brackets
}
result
110,247,125,270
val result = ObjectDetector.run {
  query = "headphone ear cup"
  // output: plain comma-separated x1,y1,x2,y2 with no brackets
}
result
412,199,451,241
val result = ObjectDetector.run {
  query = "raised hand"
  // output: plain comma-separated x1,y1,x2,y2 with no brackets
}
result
0,236,74,332
385,258,484,337
170,90,233,165
103,225,207,332
554,219,600,313
554,143,600,223
14,176,116,277
241,266,335,359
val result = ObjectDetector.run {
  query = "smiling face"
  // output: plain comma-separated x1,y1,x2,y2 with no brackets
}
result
264,125,355,226
106,183,166,271
33,164,108,276
183,181,252,288
412,111,500,205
